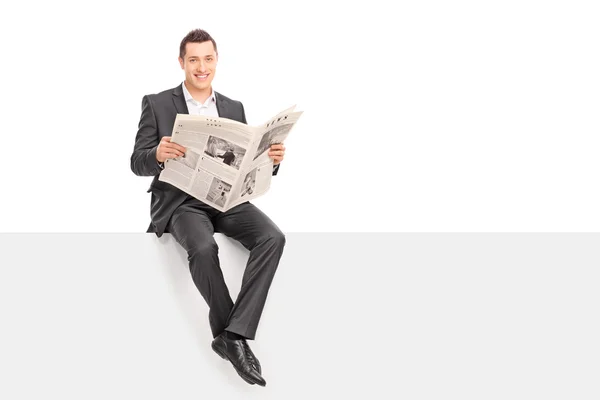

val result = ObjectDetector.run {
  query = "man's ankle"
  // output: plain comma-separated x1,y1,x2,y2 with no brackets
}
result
223,330,244,341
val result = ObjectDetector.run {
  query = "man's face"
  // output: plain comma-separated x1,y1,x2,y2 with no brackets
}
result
179,41,217,92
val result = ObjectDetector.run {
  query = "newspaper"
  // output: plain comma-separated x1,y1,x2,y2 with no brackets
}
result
158,105,303,211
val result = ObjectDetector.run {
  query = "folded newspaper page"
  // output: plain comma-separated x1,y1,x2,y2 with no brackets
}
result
158,105,303,211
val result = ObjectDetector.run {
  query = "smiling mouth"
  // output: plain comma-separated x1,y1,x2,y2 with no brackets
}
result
195,73,209,79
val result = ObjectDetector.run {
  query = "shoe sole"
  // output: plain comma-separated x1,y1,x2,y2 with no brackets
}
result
211,342,264,386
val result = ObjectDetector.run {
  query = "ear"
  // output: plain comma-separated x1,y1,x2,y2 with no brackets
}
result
178,57,184,69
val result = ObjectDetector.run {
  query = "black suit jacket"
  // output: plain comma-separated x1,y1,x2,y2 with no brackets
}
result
130,84,279,237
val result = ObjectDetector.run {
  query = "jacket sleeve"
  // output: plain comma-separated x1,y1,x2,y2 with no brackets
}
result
130,95,163,177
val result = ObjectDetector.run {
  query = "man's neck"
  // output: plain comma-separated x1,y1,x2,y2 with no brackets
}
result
184,81,213,104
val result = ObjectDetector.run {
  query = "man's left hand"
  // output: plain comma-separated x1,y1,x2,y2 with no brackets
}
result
268,143,285,165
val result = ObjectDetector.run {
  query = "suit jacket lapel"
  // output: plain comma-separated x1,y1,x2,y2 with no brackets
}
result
215,92,231,119
172,84,189,115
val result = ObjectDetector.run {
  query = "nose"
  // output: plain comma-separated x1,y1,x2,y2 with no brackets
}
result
196,60,207,72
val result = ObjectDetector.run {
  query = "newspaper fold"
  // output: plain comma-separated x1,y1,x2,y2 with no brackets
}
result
158,106,303,211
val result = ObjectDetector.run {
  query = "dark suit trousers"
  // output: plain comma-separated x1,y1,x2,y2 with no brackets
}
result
167,196,286,340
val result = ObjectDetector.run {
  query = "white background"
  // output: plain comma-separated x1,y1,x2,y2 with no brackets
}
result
1,0,599,232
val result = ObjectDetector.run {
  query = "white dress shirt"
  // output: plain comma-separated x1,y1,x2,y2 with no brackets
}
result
181,81,219,117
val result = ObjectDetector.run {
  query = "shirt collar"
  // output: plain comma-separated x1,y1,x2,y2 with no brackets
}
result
181,81,216,106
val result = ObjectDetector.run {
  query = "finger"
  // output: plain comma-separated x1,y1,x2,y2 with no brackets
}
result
160,136,186,152
164,151,183,159
165,142,187,153
162,149,185,158
169,149,185,157
270,144,285,150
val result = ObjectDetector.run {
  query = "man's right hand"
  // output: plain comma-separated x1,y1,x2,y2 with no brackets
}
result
156,136,186,163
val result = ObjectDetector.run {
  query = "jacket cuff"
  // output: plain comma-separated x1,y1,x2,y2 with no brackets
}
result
147,146,163,175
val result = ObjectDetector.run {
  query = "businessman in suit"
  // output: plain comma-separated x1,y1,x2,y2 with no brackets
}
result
217,147,236,166
130,29,286,387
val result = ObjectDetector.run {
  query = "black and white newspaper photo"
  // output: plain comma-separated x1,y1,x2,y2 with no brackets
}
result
240,168,257,198
253,124,294,161
226,161,277,209
204,136,246,170
205,177,232,208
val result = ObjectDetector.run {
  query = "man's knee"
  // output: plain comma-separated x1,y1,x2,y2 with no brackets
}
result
260,229,286,250
188,240,219,260
186,240,220,282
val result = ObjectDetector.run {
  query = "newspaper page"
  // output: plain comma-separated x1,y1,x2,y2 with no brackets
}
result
158,106,303,211
227,106,303,209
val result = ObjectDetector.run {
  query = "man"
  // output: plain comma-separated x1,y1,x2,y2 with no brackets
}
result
217,147,236,166
130,29,287,387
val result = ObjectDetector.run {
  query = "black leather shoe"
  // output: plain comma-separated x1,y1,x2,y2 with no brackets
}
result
211,334,266,386
241,339,262,375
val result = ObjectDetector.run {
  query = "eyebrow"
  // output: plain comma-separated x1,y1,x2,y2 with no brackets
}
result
188,55,214,59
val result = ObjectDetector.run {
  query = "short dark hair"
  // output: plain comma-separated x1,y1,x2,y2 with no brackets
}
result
179,29,217,59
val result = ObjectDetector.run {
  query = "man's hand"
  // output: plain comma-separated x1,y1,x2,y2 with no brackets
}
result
268,143,285,165
156,136,186,163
